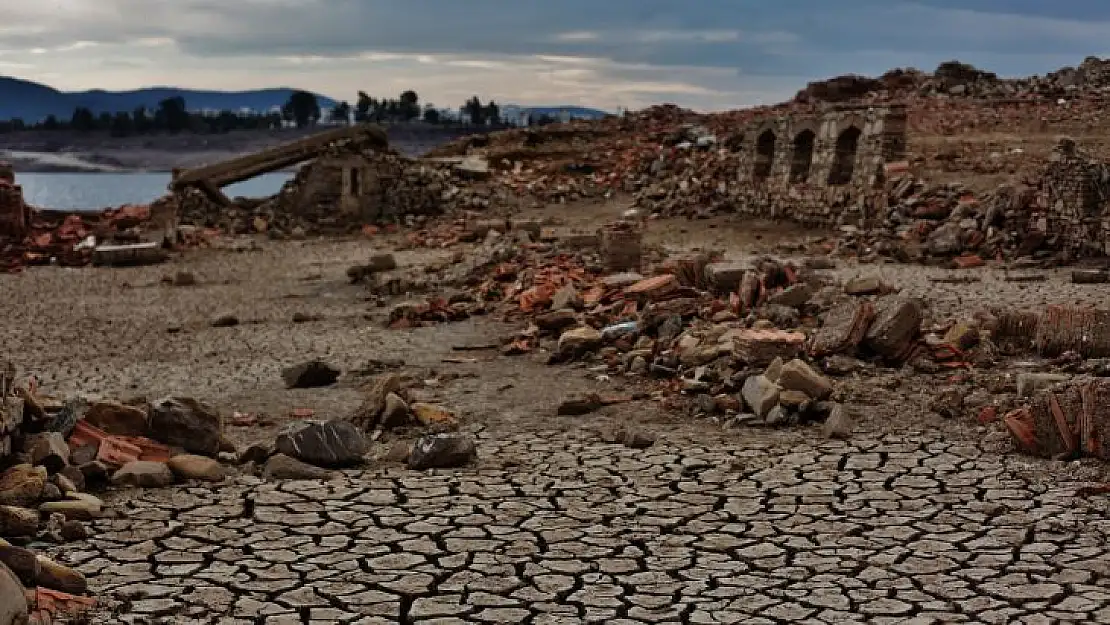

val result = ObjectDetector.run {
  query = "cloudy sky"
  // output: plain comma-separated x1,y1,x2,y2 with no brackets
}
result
3,1,1110,111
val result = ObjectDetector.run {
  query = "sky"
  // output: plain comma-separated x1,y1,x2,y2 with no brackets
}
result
3,0,1110,112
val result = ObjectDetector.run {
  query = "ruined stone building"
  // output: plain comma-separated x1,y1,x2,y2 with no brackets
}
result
732,105,909,228
1030,138,1110,256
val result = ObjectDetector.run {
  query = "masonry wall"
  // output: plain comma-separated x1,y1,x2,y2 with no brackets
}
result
733,105,908,229
1029,139,1110,256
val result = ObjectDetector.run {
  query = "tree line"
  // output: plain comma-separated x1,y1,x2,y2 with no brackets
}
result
0,89,530,135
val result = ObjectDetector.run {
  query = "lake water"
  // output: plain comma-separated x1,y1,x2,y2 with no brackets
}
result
17,172,294,211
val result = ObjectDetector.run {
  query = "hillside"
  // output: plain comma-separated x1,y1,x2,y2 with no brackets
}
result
0,76,338,121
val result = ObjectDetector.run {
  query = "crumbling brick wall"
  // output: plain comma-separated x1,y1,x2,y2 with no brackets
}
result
1030,138,1110,256
733,105,908,229
0,161,29,239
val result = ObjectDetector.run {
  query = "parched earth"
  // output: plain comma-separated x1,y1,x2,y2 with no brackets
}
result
4,205,1110,623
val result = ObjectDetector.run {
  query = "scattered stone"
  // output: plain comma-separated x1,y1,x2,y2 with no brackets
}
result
1017,372,1070,397
380,392,411,428
550,285,582,310
347,253,398,282
823,354,864,376
281,360,341,389
0,465,46,507
262,453,334,481
149,397,224,457
535,309,578,333
557,395,603,416
167,454,226,482
383,441,411,463
0,506,37,537
410,403,460,430
210,314,239,327
767,283,814,308
844,276,885,296
83,401,149,436
823,404,853,439
51,473,77,495
0,562,27,625
58,466,84,493
28,432,70,473
239,442,273,465
39,496,101,521
764,357,784,383
59,520,89,541
349,373,403,431
778,389,810,409
274,419,369,467
864,296,924,362
557,326,602,356
622,428,656,449
110,461,175,488
36,554,87,595
742,375,781,418
778,359,834,400
408,433,478,470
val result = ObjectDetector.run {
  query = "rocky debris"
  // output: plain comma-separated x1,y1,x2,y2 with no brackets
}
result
27,433,69,473
262,454,334,481
1004,376,1110,460
109,461,175,488
0,465,46,507
347,253,398,283
148,397,223,457
82,401,148,437
0,561,27,624
778,359,833,400
865,296,925,362
0,505,38,536
166,454,226,482
281,360,340,389
408,433,478,470
273,419,369,468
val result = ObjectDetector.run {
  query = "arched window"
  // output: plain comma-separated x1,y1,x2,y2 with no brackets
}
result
789,130,816,183
753,130,776,180
827,126,862,186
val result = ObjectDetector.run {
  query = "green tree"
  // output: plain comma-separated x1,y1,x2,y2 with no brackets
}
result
331,101,351,124
70,107,96,131
462,96,485,125
283,90,320,128
422,104,440,124
355,91,372,122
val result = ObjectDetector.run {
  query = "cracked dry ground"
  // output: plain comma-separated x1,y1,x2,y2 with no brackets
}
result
4,224,1110,623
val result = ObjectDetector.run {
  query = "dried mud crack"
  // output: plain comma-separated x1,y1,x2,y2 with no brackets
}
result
45,431,1110,624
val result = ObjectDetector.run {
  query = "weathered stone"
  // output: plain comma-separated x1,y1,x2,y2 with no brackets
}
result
51,473,78,495
764,357,784,383
535,309,578,333
778,359,833,400
844,276,885,296
149,397,223,457
83,401,149,436
741,375,781,418
550,285,582,311
0,543,37,586
39,496,101,521
239,442,274,465
410,404,460,430
111,461,175,488
0,505,37,537
28,432,70,473
262,454,334,481
704,262,748,294
274,420,369,467
348,373,403,431
408,433,477,470
167,454,226,482
281,360,341,389
823,404,853,439
778,389,810,409
767,283,814,308
1017,373,1070,398
558,326,602,355
0,465,46,507
36,554,87,595
0,562,27,625
864,296,924,361
60,520,89,541
380,393,411,429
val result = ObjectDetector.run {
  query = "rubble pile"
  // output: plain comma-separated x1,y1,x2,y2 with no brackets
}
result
1004,376,1110,461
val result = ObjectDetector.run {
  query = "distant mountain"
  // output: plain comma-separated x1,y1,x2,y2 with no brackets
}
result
0,76,337,122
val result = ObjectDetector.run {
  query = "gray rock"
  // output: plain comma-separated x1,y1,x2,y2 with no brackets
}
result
28,432,70,473
281,360,341,389
149,397,223,457
0,562,27,625
408,433,478,470
111,461,175,488
274,420,369,467
380,393,411,428
262,454,334,481
823,404,854,439
767,283,814,308
741,375,781,418
778,359,833,400
0,505,38,537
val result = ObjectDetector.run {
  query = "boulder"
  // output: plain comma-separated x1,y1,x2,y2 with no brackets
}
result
0,465,46,507
864,296,924,362
557,326,602,356
0,562,27,625
167,454,226,482
36,554,87,595
111,461,175,488
778,359,833,400
822,404,854,439
28,432,70,473
149,397,223,457
262,454,334,481
274,420,369,467
742,375,781,419
0,505,38,537
83,401,149,436
39,495,102,521
408,433,478,470
281,360,341,389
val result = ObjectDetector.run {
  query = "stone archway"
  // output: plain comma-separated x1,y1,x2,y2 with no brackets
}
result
789,129,816,183
827,126,862,186
753,129,776,180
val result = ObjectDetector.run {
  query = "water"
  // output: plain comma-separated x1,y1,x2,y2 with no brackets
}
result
16,172,293,211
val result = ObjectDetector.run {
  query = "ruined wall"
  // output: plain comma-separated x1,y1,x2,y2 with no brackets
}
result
1030,139,1110,256
733,105,908,229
